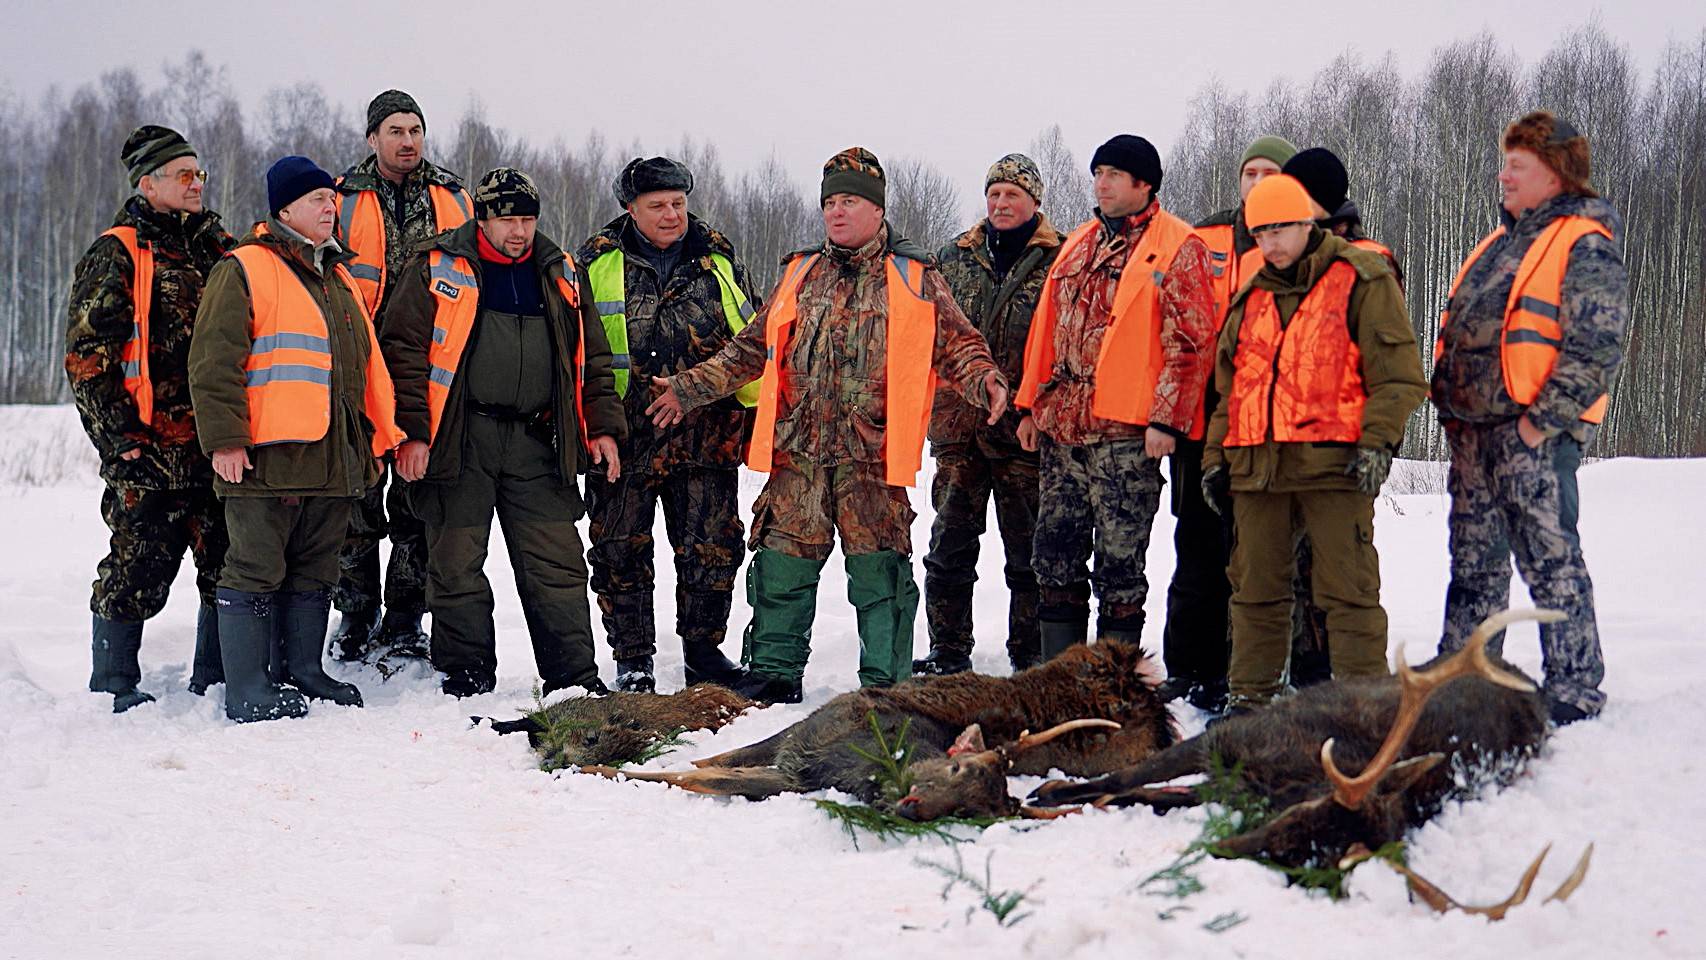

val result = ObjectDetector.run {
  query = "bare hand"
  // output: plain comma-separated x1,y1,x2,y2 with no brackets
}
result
645,376,685,429
1017,415,1040,453
396,440,430,482
1517,414,1544,449
212,446,251,484
1145,426,1177,458
589,435,621,481
983,371,1009,426
119,447,143,461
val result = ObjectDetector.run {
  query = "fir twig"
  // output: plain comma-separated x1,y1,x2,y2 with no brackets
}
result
845,710,916,802
916,848,1038,928
812,799,1006,849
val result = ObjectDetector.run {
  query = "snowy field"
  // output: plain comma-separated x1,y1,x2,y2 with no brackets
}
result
2,403,1702,959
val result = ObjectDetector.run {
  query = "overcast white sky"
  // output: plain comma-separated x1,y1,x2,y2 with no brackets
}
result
5,0,1700,194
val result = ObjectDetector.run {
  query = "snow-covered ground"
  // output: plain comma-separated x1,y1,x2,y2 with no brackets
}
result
2,404,1701,959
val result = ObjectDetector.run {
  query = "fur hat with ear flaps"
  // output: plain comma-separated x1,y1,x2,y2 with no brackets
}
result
1503,110,1597,198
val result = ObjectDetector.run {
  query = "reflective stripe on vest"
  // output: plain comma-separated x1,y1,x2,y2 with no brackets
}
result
1198,221,1267,335
336,182,472,315
747,253,937,487
1224,260,1364,447
1436,216,1612,423
100,227,156,425
584,248,760,407
1016,210,1200,436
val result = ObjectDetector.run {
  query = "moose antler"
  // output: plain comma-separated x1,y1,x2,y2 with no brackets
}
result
998,719,1121,761
1342,842,1593,920
1321,608,1558,809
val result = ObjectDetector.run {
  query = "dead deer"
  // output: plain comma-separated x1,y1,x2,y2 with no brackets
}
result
485,684,755,768
1029,608,1591,917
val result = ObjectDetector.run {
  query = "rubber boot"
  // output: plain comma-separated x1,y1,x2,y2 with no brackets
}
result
90,615,153,713
845,550,920,688
378,607,431,660
915,579,973,676
216,588,307,723
1006,587,1042,673
188,603,224,695
278,590,362,707
328,608,378,662
679,588,744,687
1038,588,1091,663
742,548,826,686
1097,604,1145,647
616,655,656,693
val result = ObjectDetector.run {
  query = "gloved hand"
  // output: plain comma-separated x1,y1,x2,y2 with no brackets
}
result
1346,446,1393,495
1201,464,1231,516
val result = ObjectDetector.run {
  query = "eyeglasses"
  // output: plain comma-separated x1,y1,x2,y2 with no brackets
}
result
155,167,209,186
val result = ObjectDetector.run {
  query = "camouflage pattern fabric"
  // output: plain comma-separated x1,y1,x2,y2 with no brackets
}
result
1031,435,1163,610
820,146,886,206
472,167,540,219
984,153,1044,202
333,468,428,616
751,457,915,561
1438,419,1605,716
335,155,465,312
92,486,226,620
921,443,1039,659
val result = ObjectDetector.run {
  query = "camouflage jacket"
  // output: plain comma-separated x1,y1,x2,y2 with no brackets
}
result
671,223,1004,468
574,214,761,474
929,215,1063,455
1431,194,1627,443
65,197,233,490
1029,201,1218,446
335,155,466,311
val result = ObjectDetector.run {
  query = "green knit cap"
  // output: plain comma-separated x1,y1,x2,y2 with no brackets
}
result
1241,135,1298,172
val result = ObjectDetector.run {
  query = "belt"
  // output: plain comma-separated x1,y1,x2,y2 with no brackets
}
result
469,401,547,424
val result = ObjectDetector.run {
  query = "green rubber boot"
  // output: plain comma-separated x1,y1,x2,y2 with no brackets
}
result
741,548,826,685
845,550,921,688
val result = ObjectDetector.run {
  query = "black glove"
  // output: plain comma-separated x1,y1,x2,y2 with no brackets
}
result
1201,464,1231,516
1346,446,1393,495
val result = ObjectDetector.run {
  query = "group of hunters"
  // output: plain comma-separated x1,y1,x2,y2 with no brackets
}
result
66,88,1624,728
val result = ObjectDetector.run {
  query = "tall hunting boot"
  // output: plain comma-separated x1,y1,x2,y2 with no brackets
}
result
278,590,362,707
216,588,307,723
90,615,153,713
679,587,743,687
1038,585,1091,662
187,602,224,695
913,578,974,676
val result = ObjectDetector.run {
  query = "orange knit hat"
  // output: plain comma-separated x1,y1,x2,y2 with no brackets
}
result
1244,174,1316,230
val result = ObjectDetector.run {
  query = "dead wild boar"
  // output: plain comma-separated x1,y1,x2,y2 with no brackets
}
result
488,684,755,768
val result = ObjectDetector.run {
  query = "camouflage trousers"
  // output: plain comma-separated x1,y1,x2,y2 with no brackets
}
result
586,466,745,661
921,443,1039,659
91,485,226,621
1440,418,1605,716
333,465,428,616
752,457,915,559
1032,435,1163,625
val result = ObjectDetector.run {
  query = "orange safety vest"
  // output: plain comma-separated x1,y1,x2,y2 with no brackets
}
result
100,227,156,425
1198,221,1266,334
420,248,590,450
1435,216,1612,423
336,182,472,315
1016,210,1200,436
747,252,938,487
1225,260,1364,447
230,227,404,457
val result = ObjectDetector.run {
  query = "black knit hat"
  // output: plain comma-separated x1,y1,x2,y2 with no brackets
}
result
614,156,694,207
266,155,335,216
1282,148,1350,216
366,89,424,136
474,167,541,219
121,125,196,188
1090,135,1163,192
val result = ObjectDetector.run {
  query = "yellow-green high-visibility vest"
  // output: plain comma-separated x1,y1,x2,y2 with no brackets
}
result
585,249,760,407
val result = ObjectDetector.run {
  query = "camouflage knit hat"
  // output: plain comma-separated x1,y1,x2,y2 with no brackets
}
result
473,167,541,219
821,147,886,207
366,89,424,136
121,124,195,187
985,153,1044,202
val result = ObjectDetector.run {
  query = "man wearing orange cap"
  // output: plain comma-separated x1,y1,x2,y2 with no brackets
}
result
1203,174,1426,715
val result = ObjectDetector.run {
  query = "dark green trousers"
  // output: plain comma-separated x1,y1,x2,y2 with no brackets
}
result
219,496,353,594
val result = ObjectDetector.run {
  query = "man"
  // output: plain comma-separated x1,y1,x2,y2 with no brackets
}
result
1161,134,1296,711
913,153,1064,676
189,156,404,722
1432,111,1625,725
1015,134,1216,662
66,125,233,712
330,90,473,663
1202,173,1427,716
576,157,758,692
647,147,1007,703
380,168,627,699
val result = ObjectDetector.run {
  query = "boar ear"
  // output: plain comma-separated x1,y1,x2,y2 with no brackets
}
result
948,724,987,757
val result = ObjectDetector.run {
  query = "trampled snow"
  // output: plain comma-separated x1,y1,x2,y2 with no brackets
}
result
2,404,1701,959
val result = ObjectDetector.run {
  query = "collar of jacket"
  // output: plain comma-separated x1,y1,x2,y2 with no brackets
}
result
1092,198,1158,240
434,220,568,279
579,213,735,267
116,195,223,248
954,213,1064,253
815,220,935,266
336,154,463,194
242,218,353,277
476,226,534,265
1499,191,1622,241
1253,228,1340,294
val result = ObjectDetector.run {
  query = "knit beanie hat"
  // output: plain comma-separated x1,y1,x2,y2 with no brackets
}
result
1503,110,1596,198
122,125,196,187
614,156,694,206
1090,135,1163,192
984,153,1044,202
266,156,336,216
1243,174,1316,230
366,89,425,137
820,147,886,207
1282,147,1350,216
1240,135,1298,173
474,167,541,219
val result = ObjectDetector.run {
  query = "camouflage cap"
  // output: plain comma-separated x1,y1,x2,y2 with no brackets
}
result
366,89,424,136
122,124,195,188
474,167,541,219
821,147,885,207
984,152,1044,202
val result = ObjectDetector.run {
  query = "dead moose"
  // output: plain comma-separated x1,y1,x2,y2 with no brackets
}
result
1029,608,1592,918
487,684,756,768
580,639,1177,820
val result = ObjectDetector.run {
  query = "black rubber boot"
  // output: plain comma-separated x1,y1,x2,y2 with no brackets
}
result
912,648,973,676
1038,587,1091,663
188,603,224,696
90,615,154,713
615,655,656,693
216,588,307,723
278,590,362,707
682,642,744,687
328,609,378,662
1097,604,1144,647
378,607,430,660
730,670,803,705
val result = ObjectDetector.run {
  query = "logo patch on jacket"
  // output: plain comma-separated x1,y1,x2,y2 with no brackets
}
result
434,279,460,299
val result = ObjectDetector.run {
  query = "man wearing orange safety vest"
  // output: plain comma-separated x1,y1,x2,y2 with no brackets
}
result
648,148,1007,704
189,156,405,722
329,90,473,665
66,124,234,712
1015,134,1217,663
378,168,627,700
1432,111,1626,726
1202,173,1426,717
